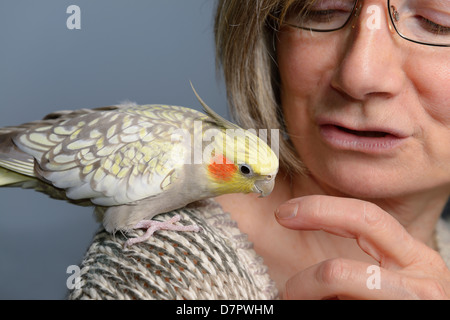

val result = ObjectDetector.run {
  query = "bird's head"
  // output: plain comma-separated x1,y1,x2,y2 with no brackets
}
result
205,139,278,197
191,82,279,197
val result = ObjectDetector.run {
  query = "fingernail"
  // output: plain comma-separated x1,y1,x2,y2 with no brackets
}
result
275,202,298,220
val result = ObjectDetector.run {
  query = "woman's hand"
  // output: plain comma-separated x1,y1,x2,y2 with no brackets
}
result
275,195,450,299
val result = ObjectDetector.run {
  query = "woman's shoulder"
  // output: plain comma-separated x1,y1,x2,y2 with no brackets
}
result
68,199,278,300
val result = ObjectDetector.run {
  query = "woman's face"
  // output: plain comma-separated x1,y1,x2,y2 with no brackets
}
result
277,1,450,198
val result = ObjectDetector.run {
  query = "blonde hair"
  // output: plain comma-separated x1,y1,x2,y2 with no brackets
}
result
214,0,308,174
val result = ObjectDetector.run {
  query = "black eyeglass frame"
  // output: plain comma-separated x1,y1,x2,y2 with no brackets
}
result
269,0,450,47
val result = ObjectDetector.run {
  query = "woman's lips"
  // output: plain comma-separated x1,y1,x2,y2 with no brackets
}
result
334,125,389,138
318,124,408,153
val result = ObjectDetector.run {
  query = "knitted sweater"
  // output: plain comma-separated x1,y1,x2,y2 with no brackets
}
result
68,199,450,300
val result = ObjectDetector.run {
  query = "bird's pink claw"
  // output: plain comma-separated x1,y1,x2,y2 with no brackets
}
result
124,214,200,247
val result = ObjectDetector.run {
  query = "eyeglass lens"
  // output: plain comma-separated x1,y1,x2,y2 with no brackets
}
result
283,0,450,46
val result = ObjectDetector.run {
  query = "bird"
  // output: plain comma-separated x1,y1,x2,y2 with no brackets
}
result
0,85,279,246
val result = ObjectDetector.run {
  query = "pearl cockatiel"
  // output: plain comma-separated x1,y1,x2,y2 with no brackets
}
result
0,86,279,246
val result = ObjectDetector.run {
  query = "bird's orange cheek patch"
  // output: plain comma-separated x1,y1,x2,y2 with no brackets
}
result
208,154,237,182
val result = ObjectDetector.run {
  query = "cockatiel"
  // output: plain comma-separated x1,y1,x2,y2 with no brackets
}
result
0,86,279,246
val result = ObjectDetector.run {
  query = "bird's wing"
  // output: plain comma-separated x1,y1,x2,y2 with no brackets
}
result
0,106,120,179
10,104,203,206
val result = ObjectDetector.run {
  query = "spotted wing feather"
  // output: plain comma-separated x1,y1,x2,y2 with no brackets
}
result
10,104,206,206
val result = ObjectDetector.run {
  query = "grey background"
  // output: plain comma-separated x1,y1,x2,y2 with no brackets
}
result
0,0,227,299
1,0,449,301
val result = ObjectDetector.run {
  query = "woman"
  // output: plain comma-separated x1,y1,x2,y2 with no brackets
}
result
214,0,450,299
69,0,450,299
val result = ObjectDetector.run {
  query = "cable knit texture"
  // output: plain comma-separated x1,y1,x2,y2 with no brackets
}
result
68,199,450,300
68,199,278,300
436,218,450,269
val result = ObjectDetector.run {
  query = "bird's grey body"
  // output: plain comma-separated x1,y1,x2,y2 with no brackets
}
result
0,104,218,232
0,88,278,245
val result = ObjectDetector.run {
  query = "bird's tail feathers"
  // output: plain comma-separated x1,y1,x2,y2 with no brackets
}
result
0,167,33,186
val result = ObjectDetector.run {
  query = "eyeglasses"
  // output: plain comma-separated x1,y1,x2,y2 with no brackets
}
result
271,0,450,47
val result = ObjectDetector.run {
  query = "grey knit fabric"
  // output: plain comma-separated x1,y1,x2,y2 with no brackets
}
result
436,218,450,269
68,199,278,300
68,199,450,300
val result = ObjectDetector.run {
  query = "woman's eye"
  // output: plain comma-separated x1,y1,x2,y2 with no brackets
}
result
419,17,450,35
282,0,355,30
304,9,345,23
285,8,349,30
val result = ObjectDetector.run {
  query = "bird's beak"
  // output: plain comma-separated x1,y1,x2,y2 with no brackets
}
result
252,175,276,198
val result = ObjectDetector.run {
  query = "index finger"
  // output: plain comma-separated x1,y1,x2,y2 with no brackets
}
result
275,195,423,268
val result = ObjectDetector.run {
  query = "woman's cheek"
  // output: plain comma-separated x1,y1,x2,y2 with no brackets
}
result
404,57,450,124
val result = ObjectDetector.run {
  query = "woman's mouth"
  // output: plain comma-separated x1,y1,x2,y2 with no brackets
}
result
335,126,388,137
318,124,408,153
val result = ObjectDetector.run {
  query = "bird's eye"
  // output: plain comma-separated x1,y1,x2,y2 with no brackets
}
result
239,164,252,176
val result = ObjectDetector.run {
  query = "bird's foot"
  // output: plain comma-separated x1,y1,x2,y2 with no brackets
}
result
124,214,200,247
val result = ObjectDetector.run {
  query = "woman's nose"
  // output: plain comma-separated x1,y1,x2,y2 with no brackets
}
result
330,3,405,101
